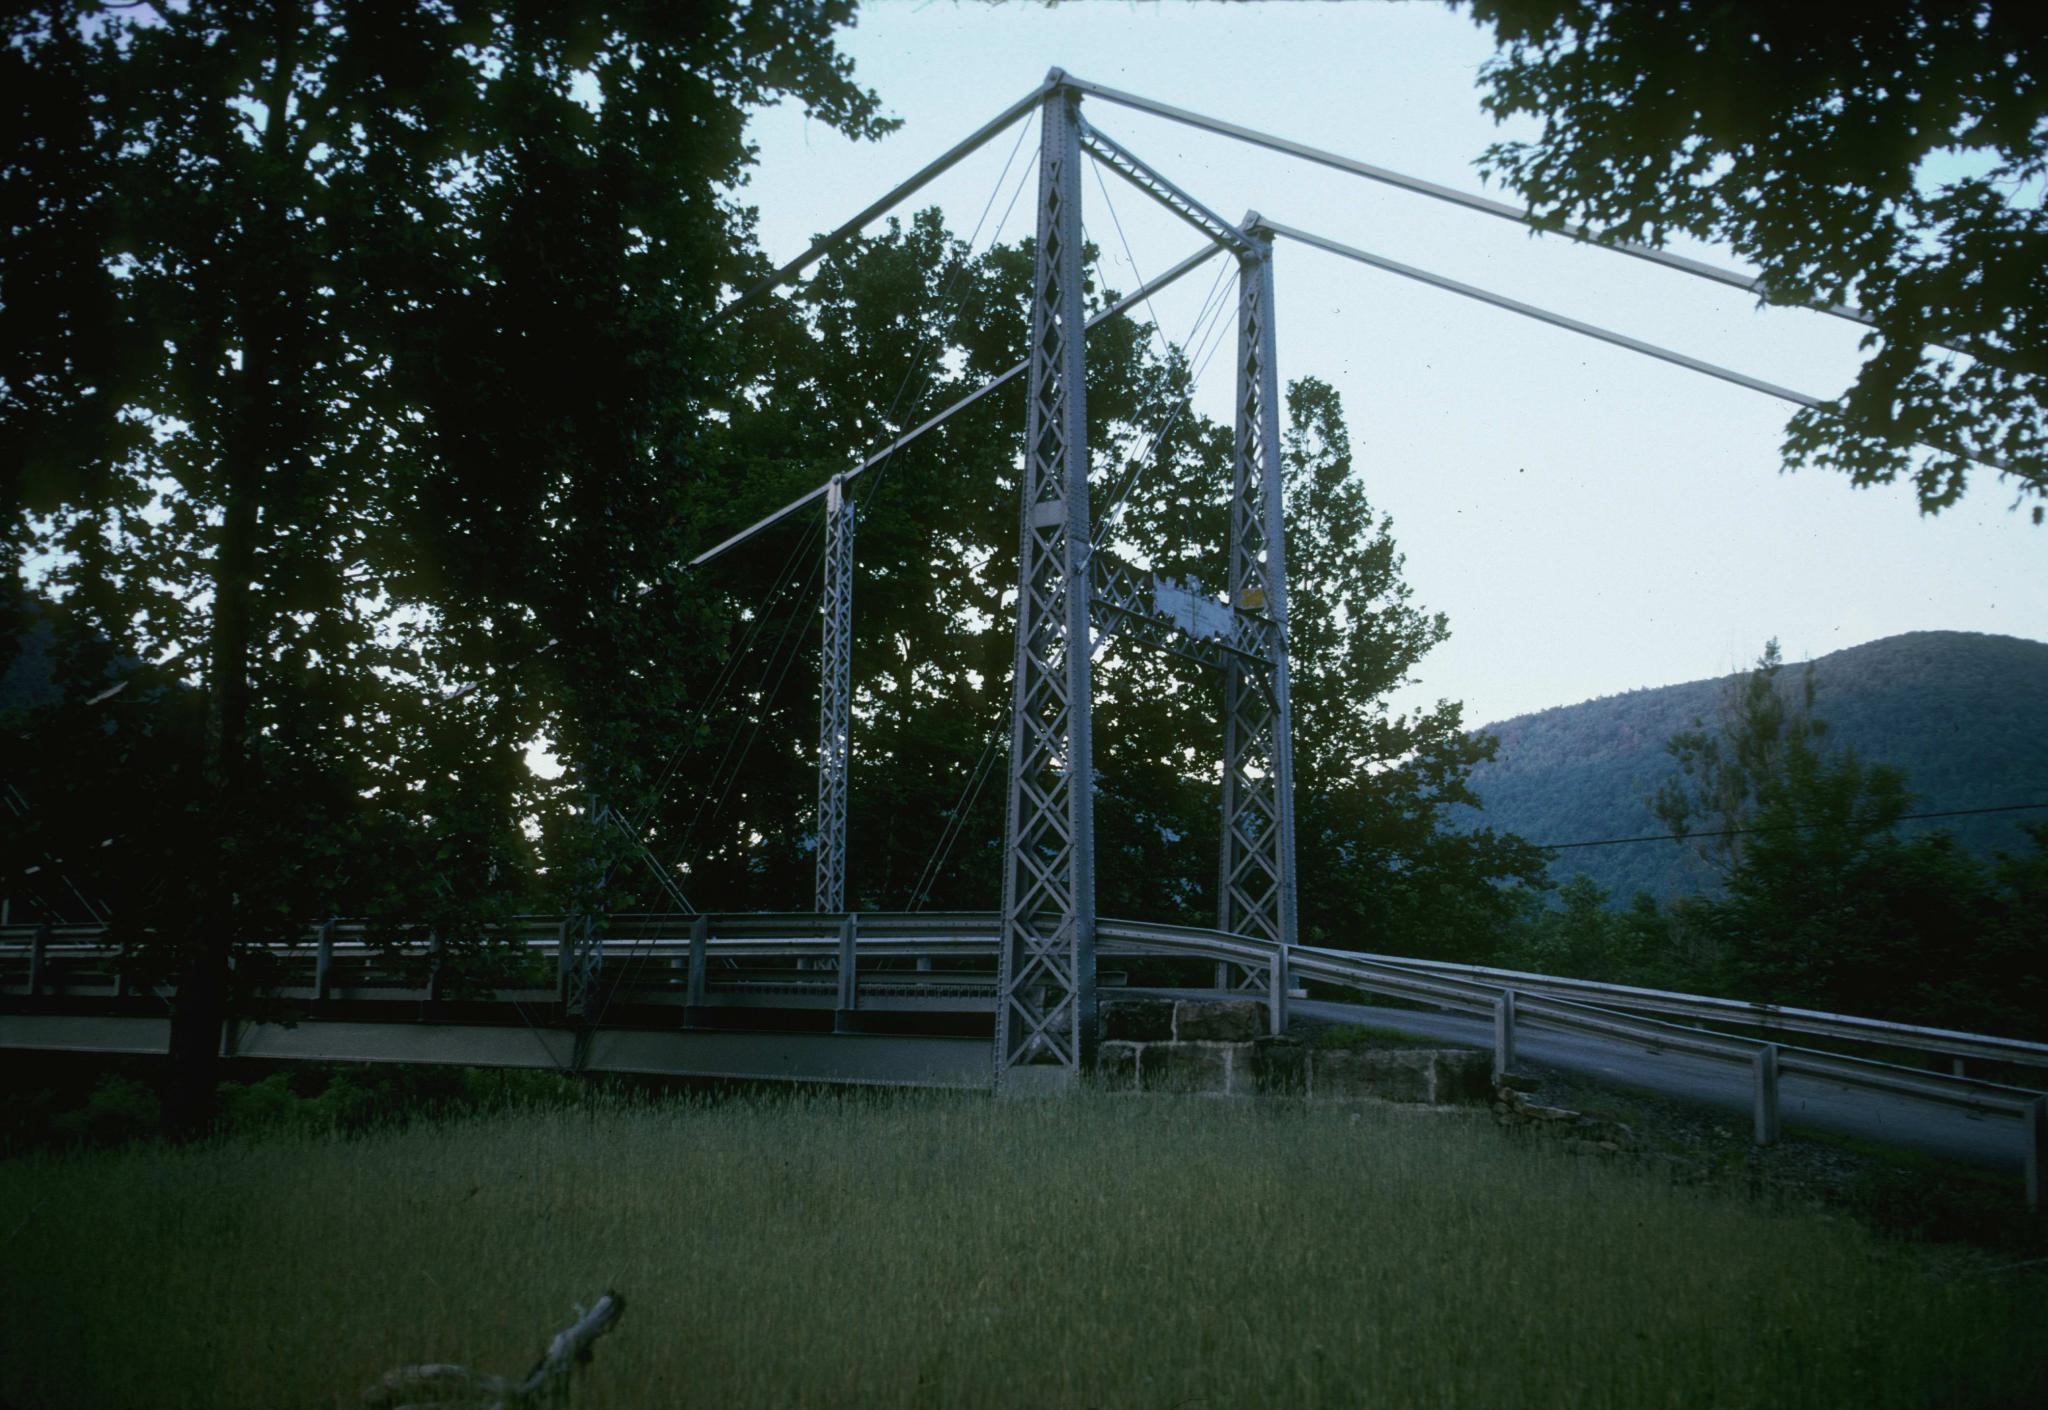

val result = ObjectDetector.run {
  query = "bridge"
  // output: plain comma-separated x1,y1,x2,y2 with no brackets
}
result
5,910,2046,1205
6,71,2040,1198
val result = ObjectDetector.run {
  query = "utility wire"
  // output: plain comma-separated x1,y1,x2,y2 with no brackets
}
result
1535,801,2048,852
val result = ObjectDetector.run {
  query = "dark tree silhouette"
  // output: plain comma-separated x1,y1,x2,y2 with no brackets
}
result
1458,1,2046,520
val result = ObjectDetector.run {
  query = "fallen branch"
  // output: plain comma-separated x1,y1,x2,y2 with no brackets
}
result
364,1292,625,1410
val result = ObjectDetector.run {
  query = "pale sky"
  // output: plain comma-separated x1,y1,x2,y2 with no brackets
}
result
738,0,2045,730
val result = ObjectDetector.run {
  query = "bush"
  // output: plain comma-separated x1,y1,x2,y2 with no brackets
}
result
50,1075,160,1148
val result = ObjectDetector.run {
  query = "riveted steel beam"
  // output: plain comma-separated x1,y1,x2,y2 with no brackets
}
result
1078,120,1254,258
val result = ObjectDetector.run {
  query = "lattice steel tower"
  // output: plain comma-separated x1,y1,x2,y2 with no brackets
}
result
994,78,1097,1092
815,474,855,913
1218,219,1299,950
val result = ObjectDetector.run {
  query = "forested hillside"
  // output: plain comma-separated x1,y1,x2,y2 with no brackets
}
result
1456,632,2048,901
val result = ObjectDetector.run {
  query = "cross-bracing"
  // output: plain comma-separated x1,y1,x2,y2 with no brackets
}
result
661,67,2014,1092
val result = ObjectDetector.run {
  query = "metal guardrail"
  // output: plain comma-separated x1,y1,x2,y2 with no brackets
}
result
3,911,2044,1205
1331,948,2048,1075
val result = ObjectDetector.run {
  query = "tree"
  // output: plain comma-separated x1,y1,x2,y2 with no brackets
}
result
657,218,1541,948
1649,640,2047,1033
1497,874,1675,985
1650,638,1841,872
1456,1,2046,520
2,1,890,1130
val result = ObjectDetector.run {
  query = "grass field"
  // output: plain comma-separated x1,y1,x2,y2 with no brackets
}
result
2,1088,2043,1410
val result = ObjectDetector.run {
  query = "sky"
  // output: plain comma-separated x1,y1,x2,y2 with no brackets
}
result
735,0,2046,731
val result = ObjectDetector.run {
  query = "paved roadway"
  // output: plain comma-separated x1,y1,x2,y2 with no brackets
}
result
1290,996,2025,1172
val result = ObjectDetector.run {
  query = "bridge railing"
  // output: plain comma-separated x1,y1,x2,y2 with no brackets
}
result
5,914,2044,1178
1322,948,2048,1078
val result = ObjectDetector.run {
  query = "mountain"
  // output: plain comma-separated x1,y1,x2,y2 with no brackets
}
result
1454,631,2048,902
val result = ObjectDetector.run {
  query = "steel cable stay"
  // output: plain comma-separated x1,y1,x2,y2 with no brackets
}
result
624,507,828,848
1054,73,2005,366
924,278,1241,910
906,241,1240,912
1254,217,2023,480
1093,260,1238,544
576,553,833,1036
565,116,1046,1024
718,68,1992,359
626,117,1041,856
912,291,1243,913
636,128,1043,934
854,135,1040,518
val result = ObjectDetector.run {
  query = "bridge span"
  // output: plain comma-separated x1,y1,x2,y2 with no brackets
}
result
5,912,2044,1204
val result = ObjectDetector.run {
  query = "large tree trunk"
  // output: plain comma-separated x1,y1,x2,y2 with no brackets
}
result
163,10,300,1138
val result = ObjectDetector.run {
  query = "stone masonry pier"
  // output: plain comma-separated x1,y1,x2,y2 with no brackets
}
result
1094,997,1492,1105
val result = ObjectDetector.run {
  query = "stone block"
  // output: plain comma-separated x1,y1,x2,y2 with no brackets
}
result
1174,998,1264,1042
1101,997,1175,1042
1094,1040,1140,1092
1430,1049,1494,1105
1250,1035,1307,1096
1311,1047,1434,1104
1141,1042,1233,1095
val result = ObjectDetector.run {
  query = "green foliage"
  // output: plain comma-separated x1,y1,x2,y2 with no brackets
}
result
6,5,1535,1076
1458,630,2048,903
213,1065,583,1138
1457,1,2046,518
49,1074,161,1149
1496,875,1680,986
1494,639,2048,1036
1,3,892,1087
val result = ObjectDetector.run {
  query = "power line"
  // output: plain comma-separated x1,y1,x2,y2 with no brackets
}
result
1535,801,2048,852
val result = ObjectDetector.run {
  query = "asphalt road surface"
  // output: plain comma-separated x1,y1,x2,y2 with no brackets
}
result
1288,995,2026,1172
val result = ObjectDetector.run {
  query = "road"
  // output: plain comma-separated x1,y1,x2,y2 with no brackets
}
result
1291,996,2025,1172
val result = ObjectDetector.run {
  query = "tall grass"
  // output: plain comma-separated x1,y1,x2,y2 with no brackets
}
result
2,1091,2041,1409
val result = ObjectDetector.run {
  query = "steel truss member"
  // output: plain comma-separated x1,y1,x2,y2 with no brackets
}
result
815,476,855,913
995,78,1098,1092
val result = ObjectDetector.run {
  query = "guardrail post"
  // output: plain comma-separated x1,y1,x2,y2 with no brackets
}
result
684,914,709,1020
833,914,860,1033
426,930,445,1004
2027,1096,2046,1215
1753,1044,1781,1147
1268,945,1290,1036
27,922,49,998
1492,988,1515,1082
313,918,335,1001
556,918,573,1004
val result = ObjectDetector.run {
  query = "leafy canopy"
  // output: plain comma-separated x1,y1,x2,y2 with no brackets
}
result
1458,1,2046,520
0,1,891,1025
